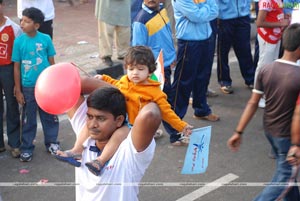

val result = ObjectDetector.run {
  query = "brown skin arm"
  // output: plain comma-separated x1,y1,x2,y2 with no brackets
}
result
227,92,262,152
80,76,114,94
48,57,55,65
287,104,300,165
13,62,25,105
256,10,290,28
131,102,162,152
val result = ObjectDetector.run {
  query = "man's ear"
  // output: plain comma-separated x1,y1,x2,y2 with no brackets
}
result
116,115,125,128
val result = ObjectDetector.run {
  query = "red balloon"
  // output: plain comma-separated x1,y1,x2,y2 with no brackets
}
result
35,63,81,114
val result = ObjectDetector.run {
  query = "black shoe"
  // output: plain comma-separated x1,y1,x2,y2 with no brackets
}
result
102,56,113,67
117,56,124,60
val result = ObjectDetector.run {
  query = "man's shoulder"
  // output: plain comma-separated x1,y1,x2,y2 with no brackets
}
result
134,8,154,24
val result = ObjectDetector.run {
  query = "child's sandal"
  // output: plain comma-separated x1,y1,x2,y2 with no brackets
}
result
85,160,103,176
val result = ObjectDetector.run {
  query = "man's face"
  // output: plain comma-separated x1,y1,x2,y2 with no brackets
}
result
144,0,160,10
86,108,122,142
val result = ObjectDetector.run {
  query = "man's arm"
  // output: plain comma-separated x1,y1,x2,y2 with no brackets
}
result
66,76,114,119
80,76,114,94
131,102,162,152
227,92,262,152
287,103,300,165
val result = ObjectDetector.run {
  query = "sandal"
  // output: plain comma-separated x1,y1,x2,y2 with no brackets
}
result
193,113,220,122
85,160,103,176
54,150,82,167
171,140,188,146
154,129,163,139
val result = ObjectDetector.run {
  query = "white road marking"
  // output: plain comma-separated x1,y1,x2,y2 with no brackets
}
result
176,173,239,201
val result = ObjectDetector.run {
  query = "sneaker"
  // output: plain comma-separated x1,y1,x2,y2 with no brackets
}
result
258,98,265,108
220,85,233,94
48,143,61,155
11,148,20,158
102,56,113,67
20,152,32,162
206,88,218,97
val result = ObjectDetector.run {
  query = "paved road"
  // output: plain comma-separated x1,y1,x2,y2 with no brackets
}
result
0,1,275,201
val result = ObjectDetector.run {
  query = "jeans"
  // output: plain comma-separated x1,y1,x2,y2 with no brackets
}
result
0,64,20,148
254,131,300,201
20,87,59,153
163,37,213,143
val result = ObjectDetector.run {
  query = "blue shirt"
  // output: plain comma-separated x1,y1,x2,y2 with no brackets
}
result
132,4,176,67
12,31,56,87
218,0,251,19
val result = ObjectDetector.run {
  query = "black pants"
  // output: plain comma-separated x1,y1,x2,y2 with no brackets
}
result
39,20,53,39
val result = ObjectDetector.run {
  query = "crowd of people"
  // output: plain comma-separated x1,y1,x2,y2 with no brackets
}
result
1,0,300,200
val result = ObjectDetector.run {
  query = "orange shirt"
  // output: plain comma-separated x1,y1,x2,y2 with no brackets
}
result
102,75,187,132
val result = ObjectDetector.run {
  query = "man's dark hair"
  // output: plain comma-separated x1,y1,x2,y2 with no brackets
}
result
22,7,45,25
0,0,3,4
87,87,127,122
282,23,300,52
124,46,157,73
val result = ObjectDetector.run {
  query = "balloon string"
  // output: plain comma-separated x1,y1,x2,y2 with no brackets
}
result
71,62,92,77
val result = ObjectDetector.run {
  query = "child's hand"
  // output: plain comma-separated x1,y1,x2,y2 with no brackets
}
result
14,90,25,105
94,74,103,80
182,124,193,136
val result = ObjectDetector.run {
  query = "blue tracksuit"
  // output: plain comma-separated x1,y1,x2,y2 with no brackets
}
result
217,0,255,87
163,0,218,143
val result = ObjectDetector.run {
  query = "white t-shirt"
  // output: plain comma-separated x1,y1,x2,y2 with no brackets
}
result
70,99,156,201
17,0,55,21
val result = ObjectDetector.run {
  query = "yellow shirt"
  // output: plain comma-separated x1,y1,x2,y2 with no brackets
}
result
102,75,187,132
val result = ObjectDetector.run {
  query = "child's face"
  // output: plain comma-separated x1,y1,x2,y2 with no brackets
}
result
126,64,150,84
20,16,39,35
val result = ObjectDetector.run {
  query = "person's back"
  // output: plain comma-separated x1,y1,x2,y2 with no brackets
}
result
227,23,300,201
256,60,300,136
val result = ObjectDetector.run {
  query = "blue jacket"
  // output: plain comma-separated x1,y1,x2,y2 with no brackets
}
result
172,0,218,41
218,0,251,20
132,4,176,67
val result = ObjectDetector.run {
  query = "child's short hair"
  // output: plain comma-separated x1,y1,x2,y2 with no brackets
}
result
22,7,45,25
124,46,157,74
87,87,127,124
282,23,300,52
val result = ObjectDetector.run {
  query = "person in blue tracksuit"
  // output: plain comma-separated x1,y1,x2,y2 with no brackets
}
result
217,0,255,94
163,0,219,145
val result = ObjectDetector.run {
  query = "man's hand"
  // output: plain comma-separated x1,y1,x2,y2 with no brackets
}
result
286,145,300,166
227,133,242,152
